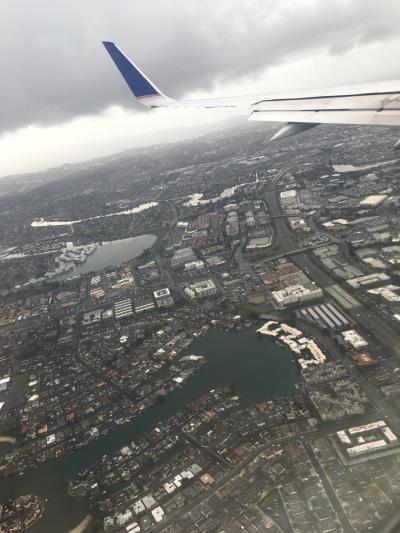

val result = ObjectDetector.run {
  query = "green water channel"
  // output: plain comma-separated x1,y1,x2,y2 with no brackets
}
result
0,326,299,533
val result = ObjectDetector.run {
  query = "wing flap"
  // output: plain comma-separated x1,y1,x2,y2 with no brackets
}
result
250,109,400,127
250,92,400,127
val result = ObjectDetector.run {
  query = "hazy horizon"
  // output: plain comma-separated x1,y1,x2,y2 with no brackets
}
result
0,114,252,181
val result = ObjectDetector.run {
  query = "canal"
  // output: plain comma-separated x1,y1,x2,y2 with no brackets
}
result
0,326,299,533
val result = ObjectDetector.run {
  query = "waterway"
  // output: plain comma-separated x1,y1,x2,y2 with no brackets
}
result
54,234,157,280
0,326,299,533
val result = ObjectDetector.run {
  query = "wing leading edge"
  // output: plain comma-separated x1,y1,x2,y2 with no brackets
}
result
103,41,400,143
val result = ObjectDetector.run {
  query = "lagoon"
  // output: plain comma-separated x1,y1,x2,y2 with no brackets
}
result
0,326,298,533
55,234,157,279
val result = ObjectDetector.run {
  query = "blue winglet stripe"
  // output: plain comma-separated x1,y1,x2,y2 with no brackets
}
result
103,41,159,98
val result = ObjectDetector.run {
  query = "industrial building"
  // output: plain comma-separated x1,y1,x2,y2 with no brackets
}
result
280,189,299,208
342,330,368,350
368,284,400,303
246,236,272,250
184,279,217,299
272,283,323,309
358,194,387,208
351,352,378,367
171,247,197,269
289,217,310,233
346,272,390,289
184,260,205,271
297,302,350,330
153,288,174,308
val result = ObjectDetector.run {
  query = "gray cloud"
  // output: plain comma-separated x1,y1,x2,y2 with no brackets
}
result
1,0,400,134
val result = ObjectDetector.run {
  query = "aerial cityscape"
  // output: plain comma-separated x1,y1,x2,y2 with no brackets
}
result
1,119,400,532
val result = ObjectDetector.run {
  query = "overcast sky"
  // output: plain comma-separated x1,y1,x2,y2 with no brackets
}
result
1,0,400,177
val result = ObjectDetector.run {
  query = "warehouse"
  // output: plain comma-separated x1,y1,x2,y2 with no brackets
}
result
297,302,349,330
358,194,387,208
342,329,368,350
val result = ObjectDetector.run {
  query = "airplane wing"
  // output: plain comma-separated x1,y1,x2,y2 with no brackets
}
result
103,41,400,145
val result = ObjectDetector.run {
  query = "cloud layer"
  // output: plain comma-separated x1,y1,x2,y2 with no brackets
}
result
1,0,400,135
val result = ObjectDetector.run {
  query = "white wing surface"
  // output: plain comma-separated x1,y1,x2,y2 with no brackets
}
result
103,41,400,143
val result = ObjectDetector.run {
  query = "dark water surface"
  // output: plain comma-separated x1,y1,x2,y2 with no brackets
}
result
0,327,299,532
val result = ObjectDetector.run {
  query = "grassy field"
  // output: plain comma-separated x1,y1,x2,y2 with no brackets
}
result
12,373,29,390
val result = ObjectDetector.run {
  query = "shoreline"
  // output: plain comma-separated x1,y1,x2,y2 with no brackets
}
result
0,436,16,444
66,514,92,533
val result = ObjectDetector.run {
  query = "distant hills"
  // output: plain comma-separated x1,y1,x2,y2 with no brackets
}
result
0,115,254,196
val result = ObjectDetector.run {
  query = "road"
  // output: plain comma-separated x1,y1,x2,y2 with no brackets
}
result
181,431,231,469
303,440,355,533
234,243,259,283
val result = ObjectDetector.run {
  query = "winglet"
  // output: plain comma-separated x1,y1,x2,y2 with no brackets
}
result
102,41,167,104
